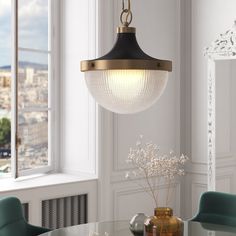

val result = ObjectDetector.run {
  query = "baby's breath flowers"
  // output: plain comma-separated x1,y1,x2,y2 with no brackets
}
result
126,136,188,207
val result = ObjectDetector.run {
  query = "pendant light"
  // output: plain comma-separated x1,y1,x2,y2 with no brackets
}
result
81,0,172,114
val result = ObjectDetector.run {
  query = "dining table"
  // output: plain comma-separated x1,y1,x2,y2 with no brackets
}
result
39,220,236,236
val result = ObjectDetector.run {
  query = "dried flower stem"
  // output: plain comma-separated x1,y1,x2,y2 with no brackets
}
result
126,136,188,208
144,169,158,207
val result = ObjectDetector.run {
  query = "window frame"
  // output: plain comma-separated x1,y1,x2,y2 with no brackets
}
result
11,0,59,178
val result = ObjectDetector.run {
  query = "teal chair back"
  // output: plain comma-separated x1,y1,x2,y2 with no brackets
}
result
191,191,236,227
0,197,50,236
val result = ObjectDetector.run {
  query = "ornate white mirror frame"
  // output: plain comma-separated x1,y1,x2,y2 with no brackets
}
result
205,21,236,190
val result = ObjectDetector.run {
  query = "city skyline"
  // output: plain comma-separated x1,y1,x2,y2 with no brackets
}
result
0,61,48,70
0,63,49,173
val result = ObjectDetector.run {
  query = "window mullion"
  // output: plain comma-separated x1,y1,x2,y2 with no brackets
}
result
19,108,51,113
18,47,51,55
11,0,19,179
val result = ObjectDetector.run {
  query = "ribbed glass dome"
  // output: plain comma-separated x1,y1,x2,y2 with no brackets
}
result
85,69,168,114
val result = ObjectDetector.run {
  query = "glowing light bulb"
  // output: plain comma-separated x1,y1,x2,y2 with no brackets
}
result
85,70,168,114
107,70,146,101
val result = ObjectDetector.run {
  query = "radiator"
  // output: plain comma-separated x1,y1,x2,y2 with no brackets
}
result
42,194,87,229
22,203,29,222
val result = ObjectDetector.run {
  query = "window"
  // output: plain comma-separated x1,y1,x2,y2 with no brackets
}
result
0,0,58,178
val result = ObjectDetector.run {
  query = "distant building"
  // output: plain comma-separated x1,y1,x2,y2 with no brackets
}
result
0,70,11,110
19,117,48,147
0,65,49,171
26,67,34,84
0,71,11,88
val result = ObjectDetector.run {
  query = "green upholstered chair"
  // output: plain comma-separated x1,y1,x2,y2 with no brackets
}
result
0,196,50,236
191,191,236,227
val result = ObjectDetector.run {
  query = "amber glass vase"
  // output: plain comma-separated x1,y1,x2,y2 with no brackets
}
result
144,207,183,236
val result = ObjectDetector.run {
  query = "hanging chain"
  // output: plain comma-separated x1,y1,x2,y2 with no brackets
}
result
120,0,133,27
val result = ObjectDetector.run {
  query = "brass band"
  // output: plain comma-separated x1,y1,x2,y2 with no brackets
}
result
81,59,172,72
117,26,136,33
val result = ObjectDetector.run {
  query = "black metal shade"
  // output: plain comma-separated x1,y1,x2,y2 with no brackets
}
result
100,32,157,60
81,28,172,72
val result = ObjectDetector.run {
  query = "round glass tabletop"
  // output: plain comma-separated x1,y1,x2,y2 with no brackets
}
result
39,220,236,236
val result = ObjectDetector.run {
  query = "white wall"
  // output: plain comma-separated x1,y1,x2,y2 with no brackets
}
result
0,0,182,227
184,0,236,218
98,0,181,221
8,0,236,226
215,60,236,194
60,0,97,176
179,0,192,219
8,0,236,225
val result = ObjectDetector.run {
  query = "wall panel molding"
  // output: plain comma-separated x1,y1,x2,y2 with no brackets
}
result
191,183,207,216
113,183,181,220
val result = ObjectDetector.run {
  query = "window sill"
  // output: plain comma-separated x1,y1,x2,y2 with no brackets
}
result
0,173,98,193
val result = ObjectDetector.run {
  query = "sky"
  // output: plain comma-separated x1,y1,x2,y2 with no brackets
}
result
0,0,49,67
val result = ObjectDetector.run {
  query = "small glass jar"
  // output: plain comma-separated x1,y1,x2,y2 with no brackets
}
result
130,213,148,236
144,207,183,236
